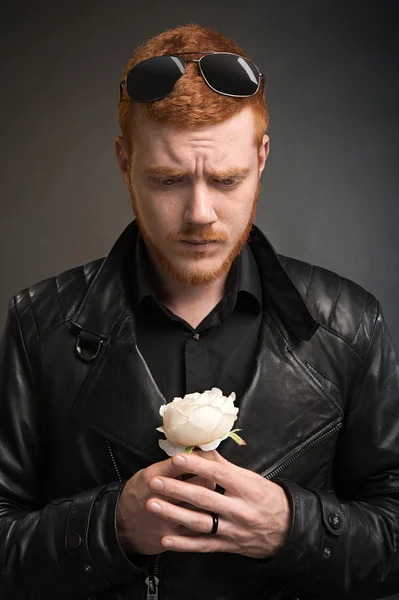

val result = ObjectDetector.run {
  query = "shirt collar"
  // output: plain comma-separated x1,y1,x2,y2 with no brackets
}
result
71,220,318,347
134,233,262,314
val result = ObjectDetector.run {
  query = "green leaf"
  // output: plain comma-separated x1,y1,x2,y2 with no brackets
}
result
228,432,246,446
229,429,242,434
183,446,196,453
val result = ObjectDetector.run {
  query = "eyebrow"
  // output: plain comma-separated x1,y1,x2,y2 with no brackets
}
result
145,165,251,179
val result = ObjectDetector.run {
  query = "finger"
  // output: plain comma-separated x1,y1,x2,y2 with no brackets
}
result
181,475,224,494
148,476,232,517
160,534,238,554
179,476,215,511
192,449,229,464
145,456,192,481
171,453,249,495
185,475,215,490
146,498,225,536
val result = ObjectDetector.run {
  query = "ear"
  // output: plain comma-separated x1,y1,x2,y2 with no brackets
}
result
115,136,131,191
258,134,270,178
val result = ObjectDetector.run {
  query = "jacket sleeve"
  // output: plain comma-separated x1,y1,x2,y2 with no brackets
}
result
0,299,149,600
269,302,399,598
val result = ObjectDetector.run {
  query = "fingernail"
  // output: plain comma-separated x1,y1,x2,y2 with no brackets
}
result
150,478,164,491
149,501,162,513
164,539,174,548
173,454,186,465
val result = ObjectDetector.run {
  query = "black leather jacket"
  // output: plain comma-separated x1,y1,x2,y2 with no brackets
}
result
1,221,399,600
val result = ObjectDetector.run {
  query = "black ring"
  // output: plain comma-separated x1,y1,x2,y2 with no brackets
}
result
208,512,219,536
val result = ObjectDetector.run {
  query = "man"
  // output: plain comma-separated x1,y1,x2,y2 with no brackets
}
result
1,23,399,600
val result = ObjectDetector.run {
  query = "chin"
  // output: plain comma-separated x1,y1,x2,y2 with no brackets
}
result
162,254,234,286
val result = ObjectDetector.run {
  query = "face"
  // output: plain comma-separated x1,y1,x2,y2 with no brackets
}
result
116,106,269,286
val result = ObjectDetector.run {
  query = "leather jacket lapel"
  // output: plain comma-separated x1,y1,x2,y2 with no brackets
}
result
219,310,342,474
73,309,167,463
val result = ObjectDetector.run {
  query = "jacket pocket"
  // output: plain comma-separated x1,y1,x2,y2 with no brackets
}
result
262,420,343,490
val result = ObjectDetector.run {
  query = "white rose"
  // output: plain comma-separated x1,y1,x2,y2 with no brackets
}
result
156,387,244,457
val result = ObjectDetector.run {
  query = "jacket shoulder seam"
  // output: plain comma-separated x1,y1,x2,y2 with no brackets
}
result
350,292,369,348
327,276,342,330
26,289,40,340
318,322,365,359
11,296,37,388
54,276,66,320
304,264,314,304
362,301,380,361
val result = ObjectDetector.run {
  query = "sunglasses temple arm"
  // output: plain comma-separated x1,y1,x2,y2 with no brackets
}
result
260,74,265,95
119,80,125,103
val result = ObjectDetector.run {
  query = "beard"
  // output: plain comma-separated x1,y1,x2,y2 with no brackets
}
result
131,180,260,286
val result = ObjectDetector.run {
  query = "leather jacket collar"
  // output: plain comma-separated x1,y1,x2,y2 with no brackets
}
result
71,220,319,348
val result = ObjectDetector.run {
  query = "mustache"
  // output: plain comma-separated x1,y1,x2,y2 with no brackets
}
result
167,230,229,243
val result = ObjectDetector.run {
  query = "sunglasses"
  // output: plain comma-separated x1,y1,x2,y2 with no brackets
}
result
119,51,264,103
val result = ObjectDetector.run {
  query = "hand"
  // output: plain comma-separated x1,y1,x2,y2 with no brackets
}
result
116,456,215,555
146,450,291,558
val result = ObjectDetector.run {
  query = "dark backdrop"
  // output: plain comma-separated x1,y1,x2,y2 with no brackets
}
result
1,0,398,340
0,2,399,596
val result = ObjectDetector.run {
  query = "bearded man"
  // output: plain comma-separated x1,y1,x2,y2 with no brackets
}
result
1,23,399,600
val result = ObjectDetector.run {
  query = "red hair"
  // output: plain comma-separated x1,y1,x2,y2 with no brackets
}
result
118,24,268,152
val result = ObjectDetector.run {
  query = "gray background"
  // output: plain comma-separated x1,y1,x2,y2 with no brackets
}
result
1,0,398,341
0,1,398,597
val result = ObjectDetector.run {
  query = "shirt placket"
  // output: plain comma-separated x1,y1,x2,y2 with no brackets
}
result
185,332,210,394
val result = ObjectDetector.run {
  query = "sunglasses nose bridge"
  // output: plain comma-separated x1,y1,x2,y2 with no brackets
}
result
180,58,203,80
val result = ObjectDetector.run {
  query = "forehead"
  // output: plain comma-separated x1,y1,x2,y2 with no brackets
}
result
132,107,257,165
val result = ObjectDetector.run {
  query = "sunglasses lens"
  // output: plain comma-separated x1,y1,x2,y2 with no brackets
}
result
125,56,185,102
200,53,260,97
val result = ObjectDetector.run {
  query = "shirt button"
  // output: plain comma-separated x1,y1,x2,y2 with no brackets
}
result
83,564,92,573
193,333,200,340
323,547,332,558
328,513,341,529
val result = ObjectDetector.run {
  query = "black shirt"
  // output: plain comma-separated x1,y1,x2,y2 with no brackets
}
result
133,234,263,405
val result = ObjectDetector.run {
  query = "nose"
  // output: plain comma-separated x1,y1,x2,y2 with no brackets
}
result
184,182,217,227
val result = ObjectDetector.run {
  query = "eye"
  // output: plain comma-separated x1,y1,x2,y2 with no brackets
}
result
216,177,241,188
160,178,178,186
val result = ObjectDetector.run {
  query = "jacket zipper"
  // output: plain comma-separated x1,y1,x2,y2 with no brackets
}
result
144,555,160,599
107,441,161,599
107,440,122,481
263,422,343,480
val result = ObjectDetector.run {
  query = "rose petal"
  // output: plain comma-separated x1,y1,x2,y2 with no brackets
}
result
198,436,225,451
178,401,203,416
221,397,239,414
158,438,187,457
168,420,210,446
189,404,222,430
164,405,189,432
159,405,166,418
181,393,201,401
171,396,184,403
211,387,223,395
156,426,165,433
208,395,225,407
198,389,219,404
209,411,237,440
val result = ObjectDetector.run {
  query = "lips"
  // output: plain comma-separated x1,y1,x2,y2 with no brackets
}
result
181,240,217,245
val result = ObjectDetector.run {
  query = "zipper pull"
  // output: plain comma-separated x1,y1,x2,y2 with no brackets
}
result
145,575,159,600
